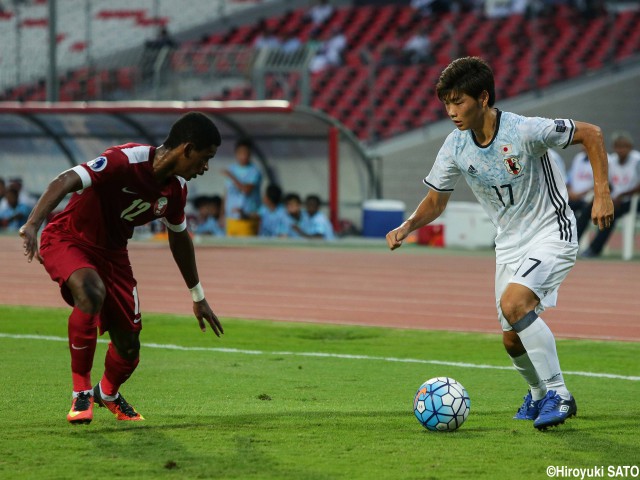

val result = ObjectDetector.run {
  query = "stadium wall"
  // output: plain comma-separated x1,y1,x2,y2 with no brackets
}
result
374,62,640,210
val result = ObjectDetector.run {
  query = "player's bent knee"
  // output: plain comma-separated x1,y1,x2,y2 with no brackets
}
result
499,297,535,326
500,285,539,325
76,281,105,314
111,332,140,360
68,272,106,314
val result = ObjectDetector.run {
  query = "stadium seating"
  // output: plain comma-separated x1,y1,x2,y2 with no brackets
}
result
197,5,640,141
2,3,639,141
0,0,275,99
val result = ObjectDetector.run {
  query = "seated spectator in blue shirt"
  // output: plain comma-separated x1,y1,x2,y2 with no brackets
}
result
193,195,225,236
283,193,310,238
257,184,289,237
0,187,32,231
301,194,335,240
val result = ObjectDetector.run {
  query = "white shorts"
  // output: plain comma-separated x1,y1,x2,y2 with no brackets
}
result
495,239,578,331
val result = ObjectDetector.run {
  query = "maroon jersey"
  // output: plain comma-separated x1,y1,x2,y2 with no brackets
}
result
44,143,187,251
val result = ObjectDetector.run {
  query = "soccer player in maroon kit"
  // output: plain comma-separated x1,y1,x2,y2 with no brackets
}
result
19,112,224,424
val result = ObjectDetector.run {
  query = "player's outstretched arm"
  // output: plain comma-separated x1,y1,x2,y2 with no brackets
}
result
571,121,614,230
386,189,451,250
167,228,224,336
19,169,83,263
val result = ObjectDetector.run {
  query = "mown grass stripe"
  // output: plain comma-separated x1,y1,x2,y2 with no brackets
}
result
1,332,638,382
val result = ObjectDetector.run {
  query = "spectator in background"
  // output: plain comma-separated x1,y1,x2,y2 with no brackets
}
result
402,27,433,65
0,186,32,231
0,177,35,209
281,34,303,55
410,0,450,16
257,184,289,237
566,147,594,241
309,28,347,73
223,138,262,236
253,28,282,51
301,194,335,240
146,26,177,50
142,26,178,81
282,193,309,238
193,195,225,236
581,131,640,257
0,177,5,207
305,0,334,27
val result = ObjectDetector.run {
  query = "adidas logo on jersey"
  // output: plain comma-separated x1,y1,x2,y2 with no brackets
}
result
467,165,478,175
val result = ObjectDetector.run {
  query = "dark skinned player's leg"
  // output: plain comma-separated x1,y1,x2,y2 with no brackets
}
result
93,258,145,420
99,326,141,399
65,268,105,393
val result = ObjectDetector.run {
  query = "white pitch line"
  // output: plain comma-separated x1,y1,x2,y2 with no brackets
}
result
1,332,639,382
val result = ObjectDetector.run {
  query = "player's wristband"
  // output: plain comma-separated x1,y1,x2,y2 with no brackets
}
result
189,282,205,302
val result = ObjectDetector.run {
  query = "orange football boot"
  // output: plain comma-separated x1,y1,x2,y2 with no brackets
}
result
67,391,94,424
93,384,144,421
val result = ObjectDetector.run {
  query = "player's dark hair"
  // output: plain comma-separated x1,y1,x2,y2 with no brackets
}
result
163,112,221,150
436,57,495,107
265,184,283,204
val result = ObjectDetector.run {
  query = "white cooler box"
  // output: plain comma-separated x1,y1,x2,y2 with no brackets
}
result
441,202,496,249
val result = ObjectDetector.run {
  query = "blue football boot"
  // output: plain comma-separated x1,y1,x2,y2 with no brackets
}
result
513,390,541,420
533,390,577,430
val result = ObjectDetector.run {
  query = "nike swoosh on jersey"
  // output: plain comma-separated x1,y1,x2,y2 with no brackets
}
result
122,187,138,194
71,344,89,350
133,318,141,324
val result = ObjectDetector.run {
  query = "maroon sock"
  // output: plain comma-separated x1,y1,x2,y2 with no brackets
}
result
100,342,139,397
68,307,98,392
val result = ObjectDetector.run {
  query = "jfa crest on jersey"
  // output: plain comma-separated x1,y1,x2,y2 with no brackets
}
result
503,157,522,175
47,144,188,250
424,110,577,263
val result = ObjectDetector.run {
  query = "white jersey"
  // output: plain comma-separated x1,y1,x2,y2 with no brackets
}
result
608,149,640,200
425,110,578,264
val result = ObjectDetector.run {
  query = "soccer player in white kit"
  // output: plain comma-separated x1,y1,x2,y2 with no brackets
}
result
386,57,614,430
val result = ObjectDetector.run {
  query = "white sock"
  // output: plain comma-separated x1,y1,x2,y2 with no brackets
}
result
73,389,93,398
97,382,118,402
510,352,547,401
513,313,571,400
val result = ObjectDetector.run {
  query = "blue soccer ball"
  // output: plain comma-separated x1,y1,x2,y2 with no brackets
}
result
413,377,471,431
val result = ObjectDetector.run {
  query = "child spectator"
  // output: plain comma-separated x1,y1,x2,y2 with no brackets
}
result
283,193,309,238
302,194,335,240
257,184,289,237
193,195,225,236
0,186,32,231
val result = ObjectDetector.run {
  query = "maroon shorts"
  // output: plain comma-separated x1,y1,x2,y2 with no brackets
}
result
40,230,142,334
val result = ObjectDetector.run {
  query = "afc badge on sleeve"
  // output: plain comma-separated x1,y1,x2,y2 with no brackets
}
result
87,156,108,172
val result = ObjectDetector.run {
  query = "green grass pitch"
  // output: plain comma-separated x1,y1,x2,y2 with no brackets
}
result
1,305,639,480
